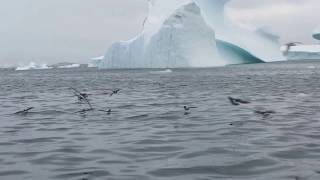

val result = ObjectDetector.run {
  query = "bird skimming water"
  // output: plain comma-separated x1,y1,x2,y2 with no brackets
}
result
14,107,34,115
70,87,93,110
228,97,251,106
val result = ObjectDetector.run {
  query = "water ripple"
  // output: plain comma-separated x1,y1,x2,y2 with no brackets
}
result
1,63,320,179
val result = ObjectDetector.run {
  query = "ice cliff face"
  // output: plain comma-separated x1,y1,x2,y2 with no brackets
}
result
195,0,283,62
100,1,221,68
98,0,284,69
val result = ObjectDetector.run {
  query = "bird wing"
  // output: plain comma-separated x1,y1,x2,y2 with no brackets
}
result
76,108,93,113
70,87,82,95
73,92,82,98
14,107,34,114
82,97,93,109
228,97,239,105
237,99,251,104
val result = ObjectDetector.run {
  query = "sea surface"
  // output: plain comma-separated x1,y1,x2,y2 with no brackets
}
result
1,61,320,180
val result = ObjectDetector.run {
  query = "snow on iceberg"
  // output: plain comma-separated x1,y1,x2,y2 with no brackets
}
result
16,62,51,71
99,0,284,69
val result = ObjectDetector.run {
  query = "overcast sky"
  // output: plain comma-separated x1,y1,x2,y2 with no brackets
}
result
0,0,319,67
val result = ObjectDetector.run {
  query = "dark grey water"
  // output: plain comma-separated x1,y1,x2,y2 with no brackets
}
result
1,61,320,180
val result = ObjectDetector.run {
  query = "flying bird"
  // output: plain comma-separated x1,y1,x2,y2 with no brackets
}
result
283,42,303,56
106,89,121,97
184,106,197,111
228,97,251,106
14,107,34,115
184,106,197,115
70,87,89,101
70,87,93,110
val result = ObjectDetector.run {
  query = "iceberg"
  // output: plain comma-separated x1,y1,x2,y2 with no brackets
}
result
98,0,284,69
16,62,51,71
193,0,283,62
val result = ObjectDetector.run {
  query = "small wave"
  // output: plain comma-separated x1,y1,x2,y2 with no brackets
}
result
16,62,51,71
307,66,316,69
150,69,173,74
296,93,309,97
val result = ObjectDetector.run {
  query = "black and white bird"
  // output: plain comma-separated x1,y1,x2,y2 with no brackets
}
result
184,106,197,111
70,87,93,110
107,89,121,97
228,97,251,106
184,106,197,115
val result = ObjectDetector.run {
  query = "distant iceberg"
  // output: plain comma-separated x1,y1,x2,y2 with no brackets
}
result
16,62,51,71
98,0,284,69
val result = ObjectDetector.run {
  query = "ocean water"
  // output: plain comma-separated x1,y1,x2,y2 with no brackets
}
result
1,61,320,180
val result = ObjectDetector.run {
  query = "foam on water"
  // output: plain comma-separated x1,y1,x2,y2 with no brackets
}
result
149,69,173,74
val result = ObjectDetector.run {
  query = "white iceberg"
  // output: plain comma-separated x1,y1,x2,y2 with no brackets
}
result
16,62,51,71
98,0,284,69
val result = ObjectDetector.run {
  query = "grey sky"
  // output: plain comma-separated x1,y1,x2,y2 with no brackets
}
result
0,0,319,67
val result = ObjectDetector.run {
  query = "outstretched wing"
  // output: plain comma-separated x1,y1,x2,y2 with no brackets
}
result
14,107,34,115
236,99,251,104
70,87,82,95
